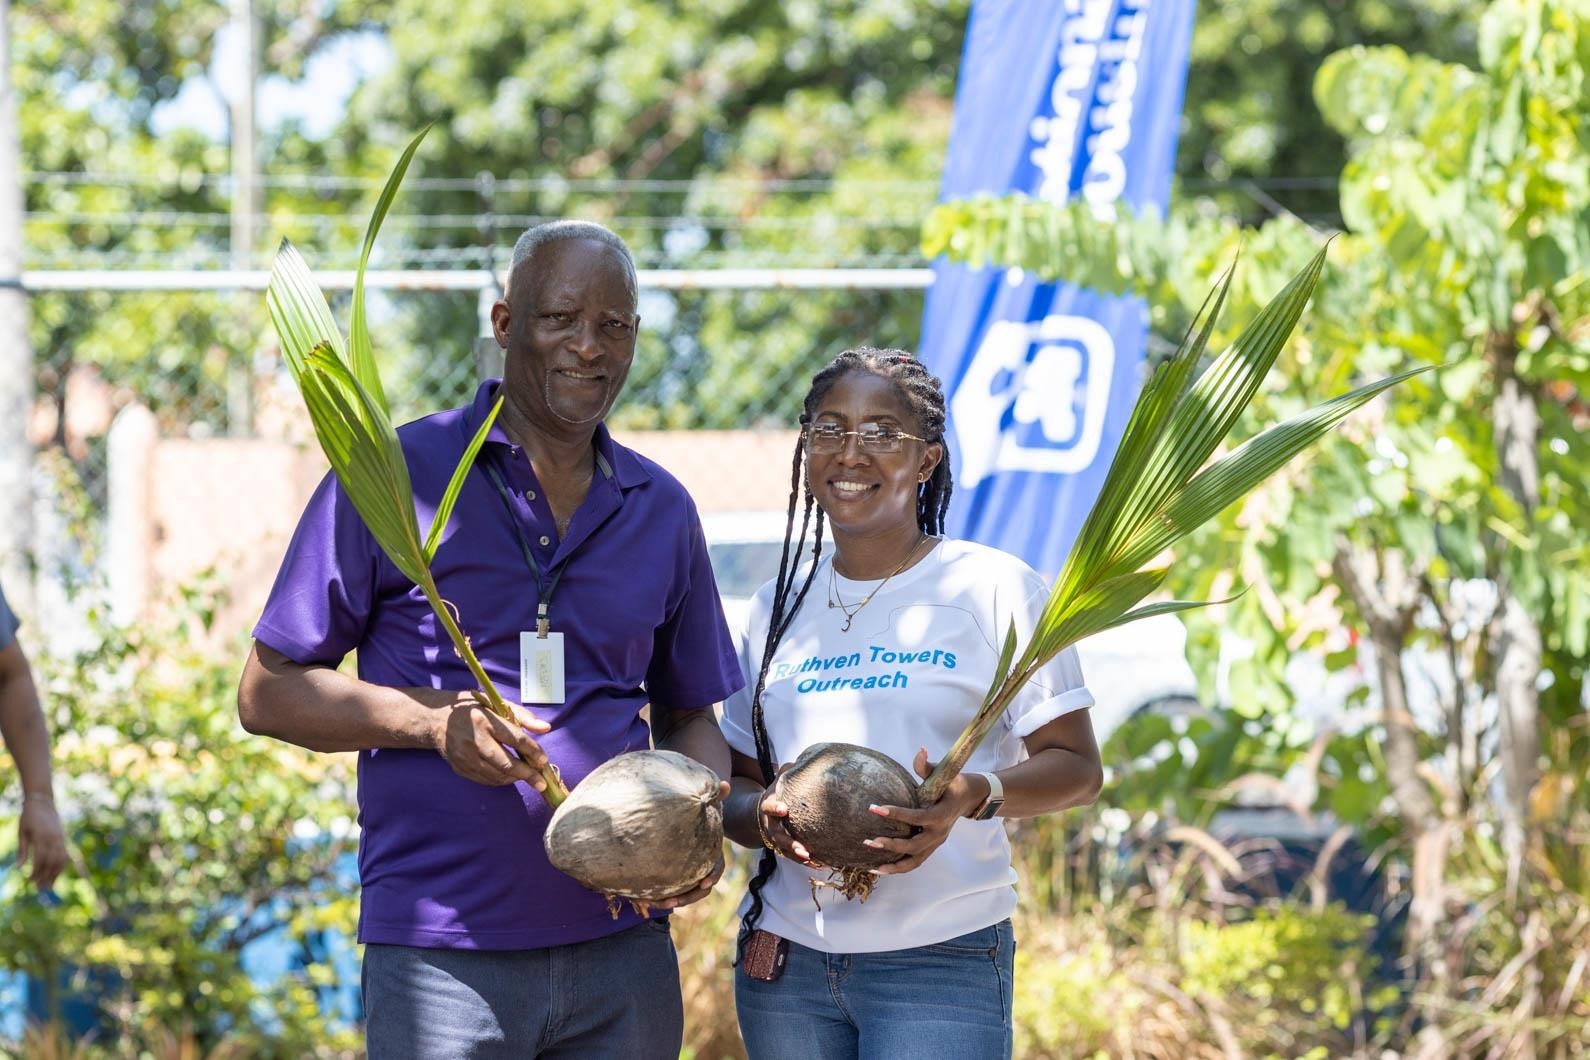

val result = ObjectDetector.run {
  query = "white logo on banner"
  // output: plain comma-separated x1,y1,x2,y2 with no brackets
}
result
952,313,1116,489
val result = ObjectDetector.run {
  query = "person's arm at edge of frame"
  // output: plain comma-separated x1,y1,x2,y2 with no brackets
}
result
0,636,69,889
237,642,554,790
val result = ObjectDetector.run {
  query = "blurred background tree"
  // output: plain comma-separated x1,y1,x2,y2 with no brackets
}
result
16,0,1485,440
0,582,360,1056
925,0,1589,1050
16,1,1590,1055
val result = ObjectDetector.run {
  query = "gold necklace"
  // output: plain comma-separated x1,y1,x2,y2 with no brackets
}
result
827,535,930,633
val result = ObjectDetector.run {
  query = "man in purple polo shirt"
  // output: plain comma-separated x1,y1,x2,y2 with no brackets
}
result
238,220,743,1058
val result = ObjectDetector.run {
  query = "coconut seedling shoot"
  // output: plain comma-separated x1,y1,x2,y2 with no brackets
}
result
767,249,1430,901
266,127,725,912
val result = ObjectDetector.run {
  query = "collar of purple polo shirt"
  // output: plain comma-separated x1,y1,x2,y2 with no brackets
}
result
253,379,745,950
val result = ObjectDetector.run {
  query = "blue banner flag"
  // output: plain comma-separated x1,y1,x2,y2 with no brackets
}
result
919,1,1196,576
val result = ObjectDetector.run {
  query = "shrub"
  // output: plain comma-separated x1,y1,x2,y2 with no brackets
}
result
0,592,360,1057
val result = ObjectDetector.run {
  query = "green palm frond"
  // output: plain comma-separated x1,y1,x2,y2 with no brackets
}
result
917,249,1432,803
1103,363,1430,579
347,126,433,416
1053,262,1231,606
297,343,427,585
264,126,568,807
265,241,346,377
427,394,503,563
1026,566,1171,666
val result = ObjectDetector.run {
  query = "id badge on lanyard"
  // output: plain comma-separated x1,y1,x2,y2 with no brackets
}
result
520,631,565,704
483,459,576,705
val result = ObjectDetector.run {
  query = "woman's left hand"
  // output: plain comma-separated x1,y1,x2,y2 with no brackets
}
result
864,748,989,876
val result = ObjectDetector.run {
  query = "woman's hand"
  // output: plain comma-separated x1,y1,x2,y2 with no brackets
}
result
864,748,989,876
757,773,824,869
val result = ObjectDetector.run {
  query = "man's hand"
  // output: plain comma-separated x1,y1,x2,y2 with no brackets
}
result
435,694,554,790
18,797,67,890
866,748,987,877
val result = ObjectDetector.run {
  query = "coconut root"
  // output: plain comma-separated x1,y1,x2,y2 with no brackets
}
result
603,892,655,920
834,867,878,901
807,867,880,909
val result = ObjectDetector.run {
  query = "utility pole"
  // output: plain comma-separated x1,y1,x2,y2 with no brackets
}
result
227,0,258,436
0,0,35,606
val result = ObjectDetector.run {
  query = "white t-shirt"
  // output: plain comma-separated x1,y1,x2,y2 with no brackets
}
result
721,537,1094,953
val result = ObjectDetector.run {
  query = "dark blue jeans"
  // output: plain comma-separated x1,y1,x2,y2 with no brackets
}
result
735,920,1016,1060
362,919,681,1058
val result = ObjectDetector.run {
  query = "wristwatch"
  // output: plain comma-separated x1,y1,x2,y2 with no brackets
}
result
969,771,1005,821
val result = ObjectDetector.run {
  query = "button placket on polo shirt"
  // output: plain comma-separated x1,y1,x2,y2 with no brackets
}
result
497,448,559,562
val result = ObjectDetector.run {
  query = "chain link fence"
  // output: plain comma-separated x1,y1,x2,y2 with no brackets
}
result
23,276,928,636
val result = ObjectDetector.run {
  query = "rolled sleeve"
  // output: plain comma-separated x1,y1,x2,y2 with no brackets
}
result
253,472,379,667
1008,668,1095,737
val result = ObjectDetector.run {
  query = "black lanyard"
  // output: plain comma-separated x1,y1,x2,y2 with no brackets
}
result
482,459,563,639
480,451,613,637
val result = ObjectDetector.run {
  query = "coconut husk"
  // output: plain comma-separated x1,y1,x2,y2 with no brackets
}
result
544,749,724,907
774,742,921,901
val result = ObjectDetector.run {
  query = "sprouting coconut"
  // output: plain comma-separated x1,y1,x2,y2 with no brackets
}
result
544,750,725,911
774,743,918,898
768,250,1429,903
267,126,731,914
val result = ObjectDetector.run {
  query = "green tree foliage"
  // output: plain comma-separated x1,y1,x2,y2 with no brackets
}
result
16,2,383,422
0,585,359,1055
1178,0,1477,221
320,0,968,427
1012,900,1387,1058
925,0,1589,1040
19,0,1489,435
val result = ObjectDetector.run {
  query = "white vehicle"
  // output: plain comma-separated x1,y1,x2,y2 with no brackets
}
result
701,511,797,638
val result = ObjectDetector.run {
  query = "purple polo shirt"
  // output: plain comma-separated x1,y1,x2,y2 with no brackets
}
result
254,380,744,950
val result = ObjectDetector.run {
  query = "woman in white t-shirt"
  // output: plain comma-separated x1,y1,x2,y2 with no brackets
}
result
722,347,1104,1060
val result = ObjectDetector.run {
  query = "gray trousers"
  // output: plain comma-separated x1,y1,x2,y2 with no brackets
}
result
362,919,683,1059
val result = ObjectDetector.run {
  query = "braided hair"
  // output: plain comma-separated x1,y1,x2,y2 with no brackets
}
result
736,347,954,962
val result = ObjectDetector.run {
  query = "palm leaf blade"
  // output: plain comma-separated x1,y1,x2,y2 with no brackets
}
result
1034,566,1170,661
348,127,433,415
267,240,346,379
424,394,504,562
296,355,426,585
1054,264,1234,606
1105,245,1326,572
1104,363,1433,578
1084,592,1250,640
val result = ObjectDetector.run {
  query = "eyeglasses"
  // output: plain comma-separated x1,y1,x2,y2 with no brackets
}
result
806,422,929,455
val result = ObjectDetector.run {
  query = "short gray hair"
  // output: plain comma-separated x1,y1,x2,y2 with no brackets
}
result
508,220,638,301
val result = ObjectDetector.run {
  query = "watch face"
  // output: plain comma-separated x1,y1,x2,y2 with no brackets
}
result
976,798,1004,821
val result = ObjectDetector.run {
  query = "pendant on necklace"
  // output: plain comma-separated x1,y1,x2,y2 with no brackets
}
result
841,615,854,633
